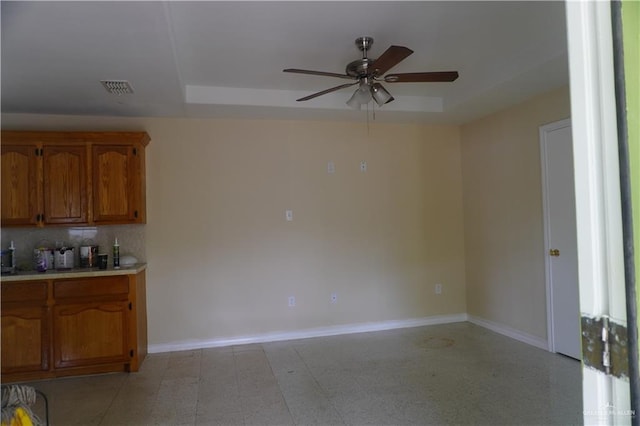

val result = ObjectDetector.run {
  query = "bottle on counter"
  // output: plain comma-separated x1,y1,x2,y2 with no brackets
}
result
113,238,120,269
9,241,16,271
2,241,16,274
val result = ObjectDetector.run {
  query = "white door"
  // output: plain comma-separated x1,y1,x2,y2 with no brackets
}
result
541,119,581,360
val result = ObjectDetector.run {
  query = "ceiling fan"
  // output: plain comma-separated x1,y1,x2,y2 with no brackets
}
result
283,36,459,109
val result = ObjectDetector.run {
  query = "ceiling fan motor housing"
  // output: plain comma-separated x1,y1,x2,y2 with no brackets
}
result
348,37,375,79
346,58,374,78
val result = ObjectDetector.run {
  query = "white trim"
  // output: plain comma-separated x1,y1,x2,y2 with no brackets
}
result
185,85,444,112
467,315,548,351
148,313,468,354
566,1,629,422
539,117,572,354
149,314,561,355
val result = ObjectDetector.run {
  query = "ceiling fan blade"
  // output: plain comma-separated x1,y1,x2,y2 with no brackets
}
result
296,82,359,101
283,68,356,80
384,71,459,83
371,46,413,76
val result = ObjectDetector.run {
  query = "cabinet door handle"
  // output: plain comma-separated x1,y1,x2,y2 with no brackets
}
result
134,210,138,219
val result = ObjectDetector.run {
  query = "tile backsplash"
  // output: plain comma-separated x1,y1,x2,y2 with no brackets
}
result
1,225,146,271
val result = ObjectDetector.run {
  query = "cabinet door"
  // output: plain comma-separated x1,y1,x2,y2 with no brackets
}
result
1,281,50,375
1,307,50,374
42,145,88,224
53,301,130,368
92,145,142,223
1,144,40,226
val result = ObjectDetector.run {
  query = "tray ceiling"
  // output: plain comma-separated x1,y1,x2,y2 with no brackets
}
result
1,1,569,124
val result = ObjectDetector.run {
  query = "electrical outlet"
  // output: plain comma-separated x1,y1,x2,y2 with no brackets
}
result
288,296,296,307
331,293,337,303
327,161,335,174
286,210,293,221
360,161,367,172
435,283,442,295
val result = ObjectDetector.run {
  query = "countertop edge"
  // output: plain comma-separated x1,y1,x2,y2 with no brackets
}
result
1,263,147,282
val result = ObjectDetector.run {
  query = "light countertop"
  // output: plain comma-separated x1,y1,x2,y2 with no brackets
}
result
1,263,146,282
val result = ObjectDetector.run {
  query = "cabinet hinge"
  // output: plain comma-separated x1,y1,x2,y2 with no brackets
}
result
581,315,629,378
128,302,132,310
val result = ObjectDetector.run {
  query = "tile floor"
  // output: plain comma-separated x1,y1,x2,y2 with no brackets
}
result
22,322,582,425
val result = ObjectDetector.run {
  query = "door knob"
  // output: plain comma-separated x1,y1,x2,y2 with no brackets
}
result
549,249,560,257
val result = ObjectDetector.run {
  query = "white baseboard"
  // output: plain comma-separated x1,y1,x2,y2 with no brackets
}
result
148,313,468,354
467,315,549,351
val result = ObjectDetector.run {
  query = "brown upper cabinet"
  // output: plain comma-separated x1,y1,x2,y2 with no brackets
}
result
1,144,40,226
1,131,149,227
43,145,88,225
92,144,145,224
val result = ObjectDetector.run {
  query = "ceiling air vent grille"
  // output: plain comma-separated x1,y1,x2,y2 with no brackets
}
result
101,80,134,95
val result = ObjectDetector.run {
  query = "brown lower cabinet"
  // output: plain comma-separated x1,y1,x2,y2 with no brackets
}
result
1,271,147,383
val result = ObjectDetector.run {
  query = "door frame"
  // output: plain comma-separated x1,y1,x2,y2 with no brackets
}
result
540,117,573,355
566,0,630,423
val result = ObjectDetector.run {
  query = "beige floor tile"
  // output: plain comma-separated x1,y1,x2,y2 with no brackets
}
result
241,393,294,426
195,409,245,426
17,323,582,426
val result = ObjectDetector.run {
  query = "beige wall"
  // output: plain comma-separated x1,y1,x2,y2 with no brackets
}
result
460,87,571,339
1,114,467,347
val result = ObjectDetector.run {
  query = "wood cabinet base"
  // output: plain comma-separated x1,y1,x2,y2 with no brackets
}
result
1,271,147,383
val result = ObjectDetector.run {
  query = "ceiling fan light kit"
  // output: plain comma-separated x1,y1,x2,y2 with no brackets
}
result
347,80,375,110
346,89,363,110
283,36,458,110
371,83,393,106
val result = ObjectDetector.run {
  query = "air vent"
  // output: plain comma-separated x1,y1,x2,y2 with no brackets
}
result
100,80,134,95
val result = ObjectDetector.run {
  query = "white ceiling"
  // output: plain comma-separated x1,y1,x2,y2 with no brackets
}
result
1,1,569,124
